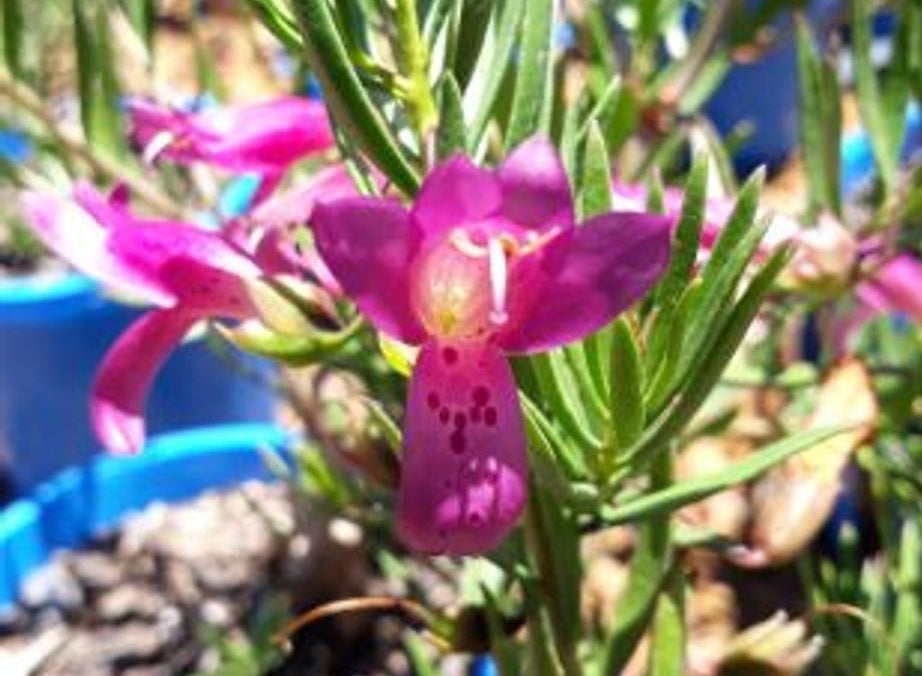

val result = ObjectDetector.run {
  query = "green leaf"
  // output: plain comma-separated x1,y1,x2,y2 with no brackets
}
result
603,426,849,525
244,0,303,50
645,281,699,412
505,0,555,147
616,247,791,474
73,1,125,158
649,567,686,676
467,0,525,148
290,0,420,195
849,0,899,193
521,390,589,482
436,73,467,158
700,167,764,283
521,574,565,676
578,120,613,219
1,0,24,78
795,14,841,216
363,399,402,457
452,0,492,89
121,0,156,52
530,351,602,452
608,318,645,453
422,0,457,47
654,153,708,310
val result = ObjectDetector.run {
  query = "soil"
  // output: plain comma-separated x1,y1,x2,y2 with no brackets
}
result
0,483,453,675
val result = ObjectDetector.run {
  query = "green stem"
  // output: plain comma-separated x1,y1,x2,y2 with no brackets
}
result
525,489,583,676
392,0,438,142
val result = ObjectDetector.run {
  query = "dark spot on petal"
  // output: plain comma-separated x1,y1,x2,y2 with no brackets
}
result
467,513,484,527
453,412,467,429
443,478,453,489
442,347,459,365
472,385,490,407
484,406,498,427
439,407,450,424
427,392,440,410
450,430,466,454
470,407,482,423
438,528,447,539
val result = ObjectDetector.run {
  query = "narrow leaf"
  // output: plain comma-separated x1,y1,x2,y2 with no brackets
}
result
603,426,849,526
505,0,555,147
436,73,467,158
608,318,645,453
579,120,613,219
291,0,420,194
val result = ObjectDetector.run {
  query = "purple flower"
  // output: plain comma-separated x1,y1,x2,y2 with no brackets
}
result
312,137,672,554
128,96,334,175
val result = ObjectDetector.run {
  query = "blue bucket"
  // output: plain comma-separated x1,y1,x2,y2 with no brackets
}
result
0,422,291,608
0,274,278,494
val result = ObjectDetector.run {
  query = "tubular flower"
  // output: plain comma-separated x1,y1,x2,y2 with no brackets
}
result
23,184,266,455
312,137,672,555
127,96,334,174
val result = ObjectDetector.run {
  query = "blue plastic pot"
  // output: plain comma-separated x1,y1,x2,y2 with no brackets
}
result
0,422,290,608
700,0,844,174
0,274,277,494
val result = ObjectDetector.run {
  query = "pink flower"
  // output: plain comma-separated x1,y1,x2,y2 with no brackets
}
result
23,165,360,455
857,254,922,322
128,96,334,174
312,137,672,554
23,184,266,454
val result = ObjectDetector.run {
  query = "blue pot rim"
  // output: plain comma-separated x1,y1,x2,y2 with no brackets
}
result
0,422,293,608
0,273,105,323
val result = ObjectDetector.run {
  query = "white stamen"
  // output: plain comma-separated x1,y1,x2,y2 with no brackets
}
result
488,236,509,326
142,130,177,165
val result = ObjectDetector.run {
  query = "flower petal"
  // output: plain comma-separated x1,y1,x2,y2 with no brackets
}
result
497,135,574,230
502,212,673,353
21,190,176,307
92,309,198,454
128,97,333,173
107,222,259,317
397,340,528,554
199,97,333,171
249,165,359,231
858,255,922,321
411,155,502,239
313,197,426,344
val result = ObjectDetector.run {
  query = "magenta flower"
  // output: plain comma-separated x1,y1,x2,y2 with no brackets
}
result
857,254,922,322
312,137,672,554
128,96,334,174
23,184,265,454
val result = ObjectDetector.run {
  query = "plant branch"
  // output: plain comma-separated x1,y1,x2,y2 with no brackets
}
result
392,0,437,144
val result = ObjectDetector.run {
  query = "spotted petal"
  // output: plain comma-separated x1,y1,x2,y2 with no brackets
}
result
397,340,528,554
313,197,426,344
91,309,198,454
502,212,673,353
